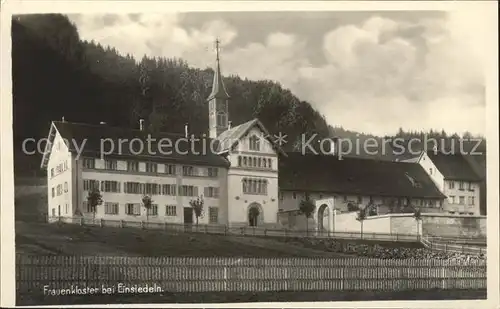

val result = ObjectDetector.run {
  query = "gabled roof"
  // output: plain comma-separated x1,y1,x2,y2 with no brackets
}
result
216,118,286,156
279,152,446,199
426,151,482,181
41,121,230,169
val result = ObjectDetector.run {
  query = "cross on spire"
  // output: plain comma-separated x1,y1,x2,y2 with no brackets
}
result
214,38,221,61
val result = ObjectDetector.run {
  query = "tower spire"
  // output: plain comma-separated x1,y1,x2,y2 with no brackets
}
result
207,38,230,101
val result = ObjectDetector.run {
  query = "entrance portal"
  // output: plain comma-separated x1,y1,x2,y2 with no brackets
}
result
248,203,263,226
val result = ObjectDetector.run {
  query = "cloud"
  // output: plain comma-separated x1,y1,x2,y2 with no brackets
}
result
69,12,486,136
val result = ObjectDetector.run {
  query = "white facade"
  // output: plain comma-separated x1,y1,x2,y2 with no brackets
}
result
46,128,73,220
226,126,280,227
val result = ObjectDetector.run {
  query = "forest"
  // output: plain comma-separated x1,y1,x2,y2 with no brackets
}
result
11,14,485,176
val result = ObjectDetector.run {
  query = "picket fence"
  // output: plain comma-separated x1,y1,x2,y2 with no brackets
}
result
17,255,486,295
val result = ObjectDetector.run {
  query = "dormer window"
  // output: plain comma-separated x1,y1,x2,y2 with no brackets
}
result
249,135,260,151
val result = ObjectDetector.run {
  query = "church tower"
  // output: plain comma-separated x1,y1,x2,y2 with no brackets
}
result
207,39,230,139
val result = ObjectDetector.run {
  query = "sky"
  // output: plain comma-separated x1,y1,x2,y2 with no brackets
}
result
68,10,488,137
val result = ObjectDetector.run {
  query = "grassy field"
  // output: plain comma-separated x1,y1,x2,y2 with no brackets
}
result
16,221,360,258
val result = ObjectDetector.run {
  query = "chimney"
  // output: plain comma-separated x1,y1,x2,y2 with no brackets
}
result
228,121,232,130
185,123,188,138
139,119,144,131
330,137,337,155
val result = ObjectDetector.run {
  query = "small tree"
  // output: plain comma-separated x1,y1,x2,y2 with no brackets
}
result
142,195,153,223
413,207,422,238
189,195,204,227
299,198,316,235
86,187,103,222
356,207,367,238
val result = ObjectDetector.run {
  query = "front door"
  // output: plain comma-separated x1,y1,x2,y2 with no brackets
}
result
184,207,193,224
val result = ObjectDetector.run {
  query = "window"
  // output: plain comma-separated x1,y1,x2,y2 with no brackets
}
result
50,168,54,177
217,112,227,127
242,178,267,195
127,161,139,172
147,204,158,216
243,157,247,166
64,182,68,193
448,181,455,189
146,162,157,173
208,167,218,177
144,183,160,195
57,184,63,196
83,158,95,169
102,180,120,193
124,182,141,194
268,159,272,169
165,205,177,216
292,192,297,199
459,196,465,205
104,202,119,215
263,159,267,168
357,196,363,204
459,181,465,190
429,168,433,175
238,157,242,167
428,200,435,207
83,201,92,213
104,159,117,170
51,208,55,217
249,135,260,151
209,207,219,224
83,179,100,191
51,187,55,198
204,187,220,198
449,195,455,204
470,197,475,205
182,166,195,176
126,203,141,216
165,164,176,175
179,185,197,197
162,184,176,196
468,182,474,191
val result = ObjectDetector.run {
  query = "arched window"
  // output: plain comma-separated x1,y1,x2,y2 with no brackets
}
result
217,112,227,127
258,158,262,167
263,180,268,195
252,179,257,194
268,159,272,169
243,157,247,166
238,156,242,167
263,159,267,168
253,157,257,167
